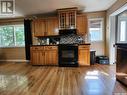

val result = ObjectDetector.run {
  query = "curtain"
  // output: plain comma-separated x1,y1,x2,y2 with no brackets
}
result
24,19,32,60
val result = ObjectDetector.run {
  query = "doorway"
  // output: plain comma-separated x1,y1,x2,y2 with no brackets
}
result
108,4,127,64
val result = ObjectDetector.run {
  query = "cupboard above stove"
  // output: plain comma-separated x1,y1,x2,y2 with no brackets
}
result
57,7,77,30
32,7,88,37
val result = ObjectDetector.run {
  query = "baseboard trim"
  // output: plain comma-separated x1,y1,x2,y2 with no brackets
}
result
0,60,29,62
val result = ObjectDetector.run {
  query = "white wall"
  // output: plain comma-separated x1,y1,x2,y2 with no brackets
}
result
109,16,116,64
90,42,105,55
86,11,106,56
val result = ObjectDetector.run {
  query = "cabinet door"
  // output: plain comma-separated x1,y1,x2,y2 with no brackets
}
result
45,50,58,65
45,51,52,65
51,50,58,65
31,51,40,65
58,9,77,29
78,46,90,66
33,19,46,36
39,52,45,65
46,17,58,36
77,15,87,35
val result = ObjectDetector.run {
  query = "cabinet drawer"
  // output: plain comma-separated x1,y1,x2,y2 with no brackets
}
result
44,46,58,50
78,45,89,49
31,46,44,50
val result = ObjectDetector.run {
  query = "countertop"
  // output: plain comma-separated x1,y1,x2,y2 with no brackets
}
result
32,43,91,46
32,44,58,46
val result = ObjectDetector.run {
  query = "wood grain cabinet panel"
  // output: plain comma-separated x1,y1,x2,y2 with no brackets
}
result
44,46,58,65
78,45,90,66
45,50,58,65
46,17,59,36
51,51,58,65
32,17,58,37
31,51,40,65
77,14,87,35
30,46,58,66
32,19,46,36
39,52,45,65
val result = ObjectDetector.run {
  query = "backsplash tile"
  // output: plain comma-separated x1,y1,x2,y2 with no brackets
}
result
33,34,86,45
60,34,84,44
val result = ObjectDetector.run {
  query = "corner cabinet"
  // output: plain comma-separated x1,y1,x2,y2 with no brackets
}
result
78,45,90,66
30,46,58,65
77,14,88,35
32,17,59,37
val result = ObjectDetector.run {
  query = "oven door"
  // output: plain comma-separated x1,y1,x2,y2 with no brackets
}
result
58,45,78,67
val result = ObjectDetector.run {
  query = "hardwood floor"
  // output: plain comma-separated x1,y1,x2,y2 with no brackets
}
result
0,62,127,95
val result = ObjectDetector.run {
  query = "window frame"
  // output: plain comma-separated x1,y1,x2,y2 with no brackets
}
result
0,24,25,48
88,18,104,42
117,11,127,43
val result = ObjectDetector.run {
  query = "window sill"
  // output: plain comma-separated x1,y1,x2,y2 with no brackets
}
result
0,46,25,48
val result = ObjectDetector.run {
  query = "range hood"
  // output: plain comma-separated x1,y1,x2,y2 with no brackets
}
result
59,29,77,35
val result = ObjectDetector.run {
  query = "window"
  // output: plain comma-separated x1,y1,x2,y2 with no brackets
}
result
117,10,127,43
0,25,25,47
120,21,126,41
89,18,103,42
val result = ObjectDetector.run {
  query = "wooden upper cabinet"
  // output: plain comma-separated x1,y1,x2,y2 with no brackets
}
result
58,8,77,29
32,8,88,36
32,19,46,36
46,17,59,36
32,17,58,37
77,14,88,35
78,45,90,66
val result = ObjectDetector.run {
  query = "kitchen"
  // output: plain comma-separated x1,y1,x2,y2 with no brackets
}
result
29,7,91,67
0,0,127,95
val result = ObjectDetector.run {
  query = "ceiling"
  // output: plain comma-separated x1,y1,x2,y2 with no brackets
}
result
0,0,117,18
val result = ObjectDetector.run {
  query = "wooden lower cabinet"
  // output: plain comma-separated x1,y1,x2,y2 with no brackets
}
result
31,45,90,66
45,50,58,65
30,46,58,65
39,52,45,65
31,51,40,65
78,45,90,66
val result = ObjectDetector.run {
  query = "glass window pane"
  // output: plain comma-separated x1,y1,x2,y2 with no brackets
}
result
15,25,25,46
117,10,127,43
120,21,126,41
0,26,14,47
89,19,103,42
0,25,25,47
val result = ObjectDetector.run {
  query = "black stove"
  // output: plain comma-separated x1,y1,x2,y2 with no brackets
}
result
58,44,78,67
